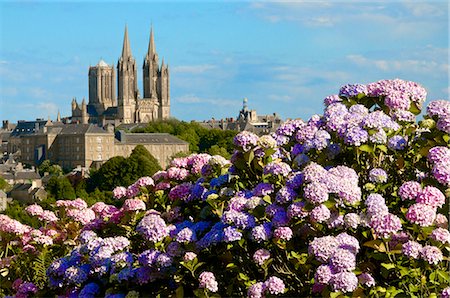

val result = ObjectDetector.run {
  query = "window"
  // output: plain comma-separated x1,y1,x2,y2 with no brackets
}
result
97,146,102,152
76,137,80,143
97,153,102,160
97,137,102,144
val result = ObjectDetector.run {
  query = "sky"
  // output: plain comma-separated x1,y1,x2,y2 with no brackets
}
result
0,1,448,123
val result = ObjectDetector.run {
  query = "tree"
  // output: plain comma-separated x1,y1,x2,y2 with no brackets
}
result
88,156,126,191
38,160,63,177
46,176,76,200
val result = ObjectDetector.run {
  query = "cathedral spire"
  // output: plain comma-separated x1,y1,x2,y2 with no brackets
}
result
121,25,132,58
147,26,156,57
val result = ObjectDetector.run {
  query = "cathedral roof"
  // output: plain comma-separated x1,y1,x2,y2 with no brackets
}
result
115,132,188,145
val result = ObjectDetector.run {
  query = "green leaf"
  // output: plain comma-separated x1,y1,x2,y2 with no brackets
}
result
359,144,374,153
175,286,184,298
381,263,395,270
363,239,387,252
377,144,388,153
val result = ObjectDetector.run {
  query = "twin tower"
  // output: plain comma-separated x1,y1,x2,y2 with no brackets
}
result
71,26,170,124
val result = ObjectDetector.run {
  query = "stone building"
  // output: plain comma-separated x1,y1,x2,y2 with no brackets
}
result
71,26,170,125
198,98,283,135
10,183,47,204
14,123,188,170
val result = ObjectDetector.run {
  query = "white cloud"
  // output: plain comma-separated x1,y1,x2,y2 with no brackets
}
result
346,54,448,75
172,64,216,74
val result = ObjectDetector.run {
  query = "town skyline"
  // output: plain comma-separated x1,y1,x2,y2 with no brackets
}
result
0,1,448,123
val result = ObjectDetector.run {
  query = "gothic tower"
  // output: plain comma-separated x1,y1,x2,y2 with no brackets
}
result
88,60,116,117
117,26,138,123
142,26,170,120
143,27,158,100
158,59,170,120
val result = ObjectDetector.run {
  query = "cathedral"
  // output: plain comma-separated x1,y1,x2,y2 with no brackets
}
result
71,26,170,124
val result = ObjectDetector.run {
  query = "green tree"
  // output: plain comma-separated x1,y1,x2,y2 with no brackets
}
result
46,176,76,200
38,160,63,177
88,156,126,191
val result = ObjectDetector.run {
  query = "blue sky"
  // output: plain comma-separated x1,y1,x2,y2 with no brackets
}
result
0,1,448,123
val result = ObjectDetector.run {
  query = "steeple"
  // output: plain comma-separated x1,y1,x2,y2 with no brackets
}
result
121,25,132,58
57,110,61,122
147,26,155,57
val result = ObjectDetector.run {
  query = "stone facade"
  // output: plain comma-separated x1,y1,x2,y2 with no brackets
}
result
71,26,170,125
13,122,188,170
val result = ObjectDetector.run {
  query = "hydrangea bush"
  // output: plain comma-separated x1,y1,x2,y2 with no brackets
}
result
1,79,449,297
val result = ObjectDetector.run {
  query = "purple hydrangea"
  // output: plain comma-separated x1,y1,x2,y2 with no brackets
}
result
329,248,356,272
136,214,169,243
358,273,376,287
113,186,127,199
441,287,450,298
384,91,411,110
252,183,275,196
315,264,333,284
168,183,193,201
251,223,272,242
247,282,266,298
303,182,329,205
339,83,368,98
365,193,389,216
275,187,297,204
344,126,369,146
330,271,358,293
176,227,197,243
223,226,243,242
388,135,408,150
234,131,259,152
336,233,360,254
324,94,342,106
343,213,360,229
427,100,450,118
287,201,308,219
222,210,256,229
263,161,291,177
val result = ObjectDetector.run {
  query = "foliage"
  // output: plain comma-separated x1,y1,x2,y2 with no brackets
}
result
133,119,237,156
37,160,63,177
46,176,76,200
88,145,162,192
1,79,449,297
0,176,11,191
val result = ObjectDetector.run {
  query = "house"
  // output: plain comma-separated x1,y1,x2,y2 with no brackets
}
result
10,183,47,203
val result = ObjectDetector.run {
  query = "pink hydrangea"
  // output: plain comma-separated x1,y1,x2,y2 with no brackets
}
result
369,213,402,238
39,210,58,222
415,186,445,208
253,249,271,266
310,204,331,223
183,252,197,262
273,227,293,241
402,240,422,259
112,186,127,199
134,176,154,187
420,245,443,265
66,208,95,225
122,199,146,212
398,181,422,201
315,265,333,284
406,203,436,227
435,213,449,228
264,276,285,295
25,204,44,216
198,271,218,292
430,228,450,244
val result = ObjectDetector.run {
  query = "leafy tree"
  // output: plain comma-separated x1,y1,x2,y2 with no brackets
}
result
46,176,76,200
87,146,161,192
207,145,231,159
38,160,63,177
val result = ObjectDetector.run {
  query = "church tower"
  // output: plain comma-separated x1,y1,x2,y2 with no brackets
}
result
142,26,170,120
88,60,116,117
117,26,138,123
143,27,158,100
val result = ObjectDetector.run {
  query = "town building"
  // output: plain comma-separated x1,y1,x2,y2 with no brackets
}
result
71,26,170,125
8,121,188,170
198,98,283,135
